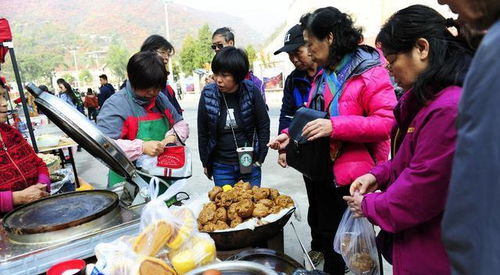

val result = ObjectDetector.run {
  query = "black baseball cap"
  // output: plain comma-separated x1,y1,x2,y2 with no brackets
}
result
274,24,305,55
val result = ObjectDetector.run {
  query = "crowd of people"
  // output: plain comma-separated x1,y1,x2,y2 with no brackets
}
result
1,0,499,274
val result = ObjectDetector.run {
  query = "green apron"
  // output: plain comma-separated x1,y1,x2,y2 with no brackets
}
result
108,117,170,189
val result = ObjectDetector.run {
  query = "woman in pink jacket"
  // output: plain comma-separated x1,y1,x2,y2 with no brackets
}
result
268,7,396,274
345,5,474,275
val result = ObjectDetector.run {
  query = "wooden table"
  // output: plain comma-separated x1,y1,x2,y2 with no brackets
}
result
38,138,80,187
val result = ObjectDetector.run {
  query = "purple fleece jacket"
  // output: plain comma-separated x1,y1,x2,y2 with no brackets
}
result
362,86,461,275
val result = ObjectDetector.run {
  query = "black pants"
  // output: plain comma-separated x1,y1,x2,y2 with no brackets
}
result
304,175,349,275
87,107,98,122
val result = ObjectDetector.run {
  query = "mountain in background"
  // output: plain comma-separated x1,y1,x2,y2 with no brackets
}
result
2,0,266,51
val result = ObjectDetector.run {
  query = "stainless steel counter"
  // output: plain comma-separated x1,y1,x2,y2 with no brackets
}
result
0,205,143,274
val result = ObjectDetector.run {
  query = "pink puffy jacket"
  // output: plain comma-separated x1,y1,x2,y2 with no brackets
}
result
307,47,397,186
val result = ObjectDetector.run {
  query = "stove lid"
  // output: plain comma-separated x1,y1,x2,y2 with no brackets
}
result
26,83,136,179
3,190,119,234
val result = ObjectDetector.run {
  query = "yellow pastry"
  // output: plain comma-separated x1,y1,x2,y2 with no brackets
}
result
133,220,173,256
167,209,195,250
138,256,177,275
170,250,197,274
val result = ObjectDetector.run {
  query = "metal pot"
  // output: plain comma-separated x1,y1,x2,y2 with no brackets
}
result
186,261,278,275
208,208,295,251
226,248,304,274
2,190,120,244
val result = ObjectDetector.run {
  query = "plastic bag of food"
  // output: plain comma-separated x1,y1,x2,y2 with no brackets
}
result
333,209,380,275
168,232,216,274
134,178,196,257
91,236,176,275
50,168,75,195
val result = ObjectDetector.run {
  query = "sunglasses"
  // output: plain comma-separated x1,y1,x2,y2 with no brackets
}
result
211,43,224,50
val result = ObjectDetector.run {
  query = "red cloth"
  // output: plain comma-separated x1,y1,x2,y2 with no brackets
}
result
0,123,49,192
0,18,12,63
84,95,99,108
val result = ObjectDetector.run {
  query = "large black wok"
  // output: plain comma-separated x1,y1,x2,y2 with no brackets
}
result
207,208,295,251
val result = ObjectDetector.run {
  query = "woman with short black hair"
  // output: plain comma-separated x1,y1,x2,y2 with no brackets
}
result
198,47,270,187
97,51,189,188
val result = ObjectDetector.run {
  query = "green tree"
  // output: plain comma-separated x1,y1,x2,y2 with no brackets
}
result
79,69,93,85
106,42,129,81
179,25,214,74
61,73,75,85
195,24,214,69
245,45,257,68
179,35,197,74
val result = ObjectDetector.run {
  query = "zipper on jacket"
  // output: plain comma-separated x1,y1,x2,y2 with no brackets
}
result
391,128,400,159
0,134,29,185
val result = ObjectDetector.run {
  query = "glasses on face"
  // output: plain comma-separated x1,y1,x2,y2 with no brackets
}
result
156,49,173,58
385,54,399,70
211,43,224,50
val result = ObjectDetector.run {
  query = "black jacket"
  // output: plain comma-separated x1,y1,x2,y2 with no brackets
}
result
279,69,314,133
197,80,270,174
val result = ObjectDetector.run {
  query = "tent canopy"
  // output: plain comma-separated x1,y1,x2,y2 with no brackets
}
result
0,18,12,63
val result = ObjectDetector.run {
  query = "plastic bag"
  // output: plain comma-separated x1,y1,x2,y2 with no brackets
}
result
50,168,75,195
334,209,380,275
168,232,216,274
136,179,215,271
91,236,176,275
136,146,192,179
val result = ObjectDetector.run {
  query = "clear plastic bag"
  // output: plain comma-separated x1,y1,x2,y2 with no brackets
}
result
92,236,176,275
50,168,75,195
135,180,215,274
334,209,380,275
168,232,216,274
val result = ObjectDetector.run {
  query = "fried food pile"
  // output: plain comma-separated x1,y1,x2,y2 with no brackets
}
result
198,182,294,232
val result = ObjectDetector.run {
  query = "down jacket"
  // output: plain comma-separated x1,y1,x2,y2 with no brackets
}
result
307,45,396,186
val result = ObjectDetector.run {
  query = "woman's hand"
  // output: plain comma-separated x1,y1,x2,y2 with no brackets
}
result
267,133,290,150
302,118,333,141
143,140,165,156
163,134,176,145
13,183,49,205
350,173,378,195
343,192,365,218
278,152,287,168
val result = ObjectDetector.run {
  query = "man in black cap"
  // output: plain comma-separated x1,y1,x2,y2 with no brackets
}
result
274,24,318,165
273,24,322,267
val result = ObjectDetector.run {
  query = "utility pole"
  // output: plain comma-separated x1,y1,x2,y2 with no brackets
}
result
69,47,81,89
163,0,175,85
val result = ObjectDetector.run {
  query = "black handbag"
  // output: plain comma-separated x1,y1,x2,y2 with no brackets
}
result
286,107,332,181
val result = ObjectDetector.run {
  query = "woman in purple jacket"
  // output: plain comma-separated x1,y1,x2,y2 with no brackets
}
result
344,5,474,275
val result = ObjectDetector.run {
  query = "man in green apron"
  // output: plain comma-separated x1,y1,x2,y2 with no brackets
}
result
97,51,187,190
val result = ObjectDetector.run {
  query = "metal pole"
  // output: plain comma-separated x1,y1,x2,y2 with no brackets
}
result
164,0,174,85
7,46,38,152
71,48,80,88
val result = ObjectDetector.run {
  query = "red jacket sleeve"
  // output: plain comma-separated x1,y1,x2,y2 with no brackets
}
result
330,66,396,142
